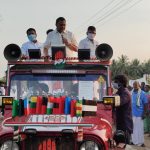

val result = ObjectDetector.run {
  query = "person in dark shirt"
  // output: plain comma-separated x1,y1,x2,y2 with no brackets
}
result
113,74,133,144
141,82,145,91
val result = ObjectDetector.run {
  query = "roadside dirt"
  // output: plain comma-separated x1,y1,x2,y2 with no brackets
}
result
125,134,150,150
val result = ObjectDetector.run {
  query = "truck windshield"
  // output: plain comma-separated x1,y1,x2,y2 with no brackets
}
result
10,74,107,101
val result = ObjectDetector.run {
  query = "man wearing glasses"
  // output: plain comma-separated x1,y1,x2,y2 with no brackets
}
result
78,26,99,58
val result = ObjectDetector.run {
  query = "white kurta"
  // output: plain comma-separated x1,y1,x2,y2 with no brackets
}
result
44,30,78,57
131,116,144,145
78,37,99,57
21,41,43,56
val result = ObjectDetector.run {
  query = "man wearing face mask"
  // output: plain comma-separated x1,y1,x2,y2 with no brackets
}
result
21,28,43,57
112,75,133,145
44,17,78,58
78,26,99,58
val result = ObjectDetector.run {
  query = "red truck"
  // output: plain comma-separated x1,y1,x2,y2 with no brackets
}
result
0,43,123,150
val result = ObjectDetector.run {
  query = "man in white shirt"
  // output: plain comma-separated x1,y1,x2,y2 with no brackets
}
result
79,26,99,58
44,17,78,58
21,28,43,57
0,83,5,96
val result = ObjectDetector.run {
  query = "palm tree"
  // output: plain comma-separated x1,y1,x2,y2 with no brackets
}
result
116,55,129,75
128,59,143,79
110,55,129,79
110,59,118,79
142,59,150,74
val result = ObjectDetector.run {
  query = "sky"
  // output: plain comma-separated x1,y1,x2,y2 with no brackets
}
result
0,0,150,77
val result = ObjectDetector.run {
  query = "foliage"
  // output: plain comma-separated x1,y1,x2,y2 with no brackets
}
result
110,55,150,80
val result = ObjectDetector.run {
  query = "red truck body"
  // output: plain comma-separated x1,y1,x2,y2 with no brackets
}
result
0,44,121,150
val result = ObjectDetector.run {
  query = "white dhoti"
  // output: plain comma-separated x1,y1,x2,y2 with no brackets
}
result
131,116,144,145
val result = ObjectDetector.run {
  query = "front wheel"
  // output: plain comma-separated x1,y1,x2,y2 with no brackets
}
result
0,140,19,150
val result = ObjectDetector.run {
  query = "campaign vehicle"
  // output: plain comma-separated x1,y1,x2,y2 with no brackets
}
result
0,43,122,150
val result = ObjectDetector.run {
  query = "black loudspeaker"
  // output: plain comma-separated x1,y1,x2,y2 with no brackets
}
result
4,44,21,61
95,43,113,60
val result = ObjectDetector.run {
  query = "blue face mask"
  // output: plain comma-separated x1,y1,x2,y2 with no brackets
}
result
28,34,37,42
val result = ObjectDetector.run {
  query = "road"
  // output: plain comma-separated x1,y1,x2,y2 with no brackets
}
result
125,134,150,150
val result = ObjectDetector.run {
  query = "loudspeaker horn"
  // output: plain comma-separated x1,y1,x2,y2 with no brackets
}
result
4,44,21,61
95,43,113,60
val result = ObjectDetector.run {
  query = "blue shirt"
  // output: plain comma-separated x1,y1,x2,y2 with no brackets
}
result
132,90,148,117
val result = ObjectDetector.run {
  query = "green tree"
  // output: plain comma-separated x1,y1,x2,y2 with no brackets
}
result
110,56,150,80
128,59,143,79
110,55,129,79
142,59,150,74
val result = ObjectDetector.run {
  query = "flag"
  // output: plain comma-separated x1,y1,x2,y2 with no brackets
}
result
47,97,54,114
76,100,82,117
18,98,24,116
24,98,30,115
71,99,76,117
41,97,48,114
60,96,65,114
30,96,37,114
53,97,61,114
36,96,42,114
64,97,71,114
12,99,19,117
82,99,97,116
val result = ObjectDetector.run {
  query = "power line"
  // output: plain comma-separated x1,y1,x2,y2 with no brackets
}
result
76,0,133,35
92,0,126,24
94,0,133,25
83,0,115,25
74,0,116,31
96,0,144,28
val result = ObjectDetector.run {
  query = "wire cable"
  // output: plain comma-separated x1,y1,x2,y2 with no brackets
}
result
76,0,133,35
96,0,144,28
74,0,117,31
94,0,134,25
82,0,115,25
92,0,126,24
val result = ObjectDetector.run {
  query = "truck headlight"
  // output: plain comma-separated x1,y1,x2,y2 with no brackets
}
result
80,141,99,150
0,141,19,150
103,96,120,107
2,97,13,105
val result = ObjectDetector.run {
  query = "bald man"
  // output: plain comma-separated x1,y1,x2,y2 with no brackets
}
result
131,81,148,147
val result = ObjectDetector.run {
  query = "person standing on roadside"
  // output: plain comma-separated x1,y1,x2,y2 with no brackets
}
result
131,81,148,147
144,84,150,134
113,75,133,144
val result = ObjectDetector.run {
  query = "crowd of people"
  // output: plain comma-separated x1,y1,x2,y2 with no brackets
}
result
113,75,150,147
20,17,99,59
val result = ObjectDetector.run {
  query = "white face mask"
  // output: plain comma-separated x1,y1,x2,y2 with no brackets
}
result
87,33,95,40
112,82,119,89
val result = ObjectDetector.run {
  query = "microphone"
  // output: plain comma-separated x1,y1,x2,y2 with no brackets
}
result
61,33,64,44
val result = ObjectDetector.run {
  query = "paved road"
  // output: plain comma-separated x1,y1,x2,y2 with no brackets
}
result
125,134,150,150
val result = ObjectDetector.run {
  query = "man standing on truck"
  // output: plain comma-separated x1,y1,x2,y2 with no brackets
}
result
113,75,133,144
43,17,78,58
0,82,5,96
78,26,99,58
21,28,43,57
